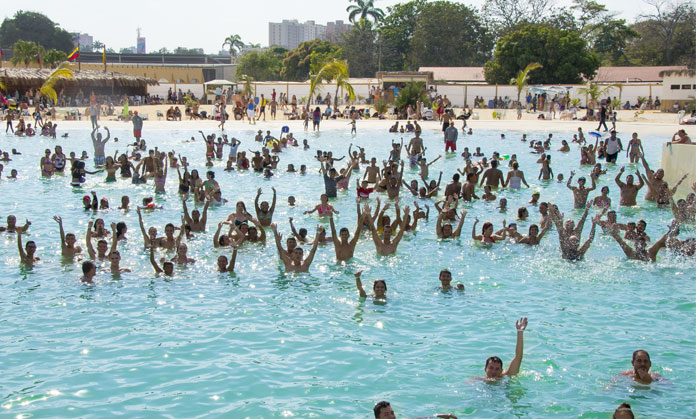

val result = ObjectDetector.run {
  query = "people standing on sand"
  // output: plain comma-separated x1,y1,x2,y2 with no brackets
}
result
247,100,256,124
597,103,609,132
132,111,143,142
312,107,321,131
259,94,267,121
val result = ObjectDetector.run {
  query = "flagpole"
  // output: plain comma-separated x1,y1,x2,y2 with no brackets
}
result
78,40,81,72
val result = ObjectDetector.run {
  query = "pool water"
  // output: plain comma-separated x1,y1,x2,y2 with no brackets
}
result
0,123,694,418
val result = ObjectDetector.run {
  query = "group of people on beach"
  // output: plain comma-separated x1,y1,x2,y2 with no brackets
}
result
2,108,692,417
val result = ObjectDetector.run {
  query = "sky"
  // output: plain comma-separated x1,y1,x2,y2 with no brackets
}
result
1,0,656,54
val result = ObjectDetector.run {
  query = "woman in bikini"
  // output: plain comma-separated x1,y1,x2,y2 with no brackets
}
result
254,187,277,226
472,218,507,244
304,194,339,216
626,133,644,163
154,157,168,194
104,156,121,182
227,201,252,226
40,149,55,177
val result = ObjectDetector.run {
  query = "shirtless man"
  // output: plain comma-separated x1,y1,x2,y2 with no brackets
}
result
366,205,410,255
328,211,365,261
615,167,644,206
1,215,31,233
270,224,320,273
54,216,82,257
566,171,596,208
549,206,597,260
436,210,467,239
481,318,528,380
217,248,238,273
619,350,664,384
91,126,110,167
385,161,405,200
609,228,668,262
80,261,97,283
86,220,115,260
150,246,174,276
108,250,131,273
363,158,381,184
479,160,504,188
444,173,462,199
408,132,425,156
17,231,39,266
183,199,210,232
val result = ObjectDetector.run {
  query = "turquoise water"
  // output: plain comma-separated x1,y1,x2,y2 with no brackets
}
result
1,123,694,418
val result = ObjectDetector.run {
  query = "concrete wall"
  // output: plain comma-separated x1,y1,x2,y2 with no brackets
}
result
248,82,378,106
661,75,696,100
660,143,696,198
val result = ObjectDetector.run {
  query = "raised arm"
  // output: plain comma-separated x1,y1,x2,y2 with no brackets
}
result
86,221,96,259
670,174,688,195
136,208,151,247
54,216,67,252
269,187,277,215
17,231,26,261
504,317,528,376
609,228,635,258
109,222,119,255
566,171,575,189
354,271,367,298
303,229,321,268
254,188,262,214
471,218,479,240
453,209,468,237
578,222,598,255
200,200,211,228
149,246,162,274
226,248,238,272
615,167,626,187
182,199,193,224
213,222,225,248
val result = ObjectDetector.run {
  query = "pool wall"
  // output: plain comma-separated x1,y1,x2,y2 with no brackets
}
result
660,143,696,197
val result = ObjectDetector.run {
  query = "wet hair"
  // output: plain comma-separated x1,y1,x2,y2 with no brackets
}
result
452,173,460,182
491,160,499,168
482,222,493,233
298,228,308,237
485,356,503,368
632,349,650,361
373,279,387,291
339,227,349,234
374,401,391,418
82,260,95,274
439,269,451,277
613,403,634,419
116,222,127,238
207,170,215,179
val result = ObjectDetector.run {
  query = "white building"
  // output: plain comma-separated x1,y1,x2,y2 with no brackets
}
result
71,33,93,49
660,69,696,111
268,20,350,50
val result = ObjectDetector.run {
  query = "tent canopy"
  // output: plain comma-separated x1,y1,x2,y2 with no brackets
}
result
204,79,236,86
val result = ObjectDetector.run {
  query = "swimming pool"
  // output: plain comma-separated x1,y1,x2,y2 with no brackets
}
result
1,123,694,418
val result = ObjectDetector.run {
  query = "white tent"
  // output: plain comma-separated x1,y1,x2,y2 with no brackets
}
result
204,79,236,86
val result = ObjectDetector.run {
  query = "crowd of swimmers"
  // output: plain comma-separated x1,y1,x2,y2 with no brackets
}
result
2,115,692,418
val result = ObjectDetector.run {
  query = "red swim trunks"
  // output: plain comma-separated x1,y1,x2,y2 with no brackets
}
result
133,129,142,138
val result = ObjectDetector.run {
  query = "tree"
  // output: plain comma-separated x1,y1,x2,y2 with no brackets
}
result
578,81,619,106
173,47,205,55
0,11,74,52
626,0,696,66
222,34,245,57
482,0,557,34
239,74,254,98
346,0,385,24
484,24,600,84
394,82,429,109
11,40,38,67
43,49,68,68
281,40,341,81
339,20,377,78
40,62,74,104
235,48,286,81
408,2,493,68
93,41,105,51
377,0,427,70
510,63,543,102
592,19,640,65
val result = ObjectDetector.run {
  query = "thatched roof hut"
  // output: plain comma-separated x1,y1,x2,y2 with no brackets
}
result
0,67,158,96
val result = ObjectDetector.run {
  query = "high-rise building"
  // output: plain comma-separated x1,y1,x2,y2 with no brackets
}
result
268,20,350,50
136,28,146,54
71,33,93,49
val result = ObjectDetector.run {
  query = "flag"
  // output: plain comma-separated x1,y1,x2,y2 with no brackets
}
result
37,49,41,65
102,47,106,71
67,46,79,62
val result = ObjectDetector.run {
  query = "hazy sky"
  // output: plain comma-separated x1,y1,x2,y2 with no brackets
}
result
2,0,655,53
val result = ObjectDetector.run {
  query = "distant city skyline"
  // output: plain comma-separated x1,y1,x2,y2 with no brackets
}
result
1,0,656,54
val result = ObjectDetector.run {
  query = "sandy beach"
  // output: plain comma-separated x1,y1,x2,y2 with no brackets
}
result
49,105,693,138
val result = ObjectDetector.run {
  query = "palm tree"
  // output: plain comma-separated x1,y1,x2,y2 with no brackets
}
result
240,74,254,98
510,62,542,103
11,40,38,67
40,62,74,104
308,58,352,107
578,81,620,107
332,63,355,108
43,49,68,69
222,34,245,58
346,0,385,24
394,82,429,109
